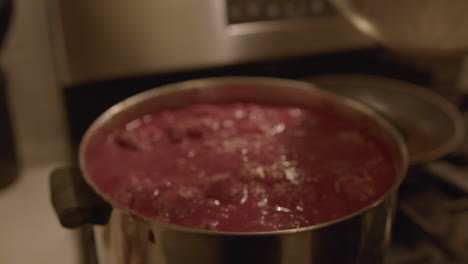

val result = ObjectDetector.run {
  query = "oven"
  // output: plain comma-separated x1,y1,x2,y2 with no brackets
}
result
45,1,468,263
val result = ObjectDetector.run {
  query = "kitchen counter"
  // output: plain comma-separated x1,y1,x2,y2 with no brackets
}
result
0,163,81,264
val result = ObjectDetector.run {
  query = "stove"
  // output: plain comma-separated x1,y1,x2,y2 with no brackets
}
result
387,107,468,264
45,1,468,262
64,60,468,264
386,165,468,264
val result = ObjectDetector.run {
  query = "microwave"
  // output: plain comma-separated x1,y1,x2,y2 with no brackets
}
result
48,0,375,86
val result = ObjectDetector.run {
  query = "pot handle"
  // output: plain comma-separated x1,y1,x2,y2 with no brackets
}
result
50,167,112,228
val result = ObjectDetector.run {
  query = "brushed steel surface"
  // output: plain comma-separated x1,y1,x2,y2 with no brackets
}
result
329,0,468,56
80,77,407,264
94,194,395,264
47,0,374,86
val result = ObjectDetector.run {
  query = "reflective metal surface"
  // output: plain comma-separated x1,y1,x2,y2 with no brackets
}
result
304,74,466,164
47,0,374,86
80,77,408,264
329,0,468,56
94,195,396,264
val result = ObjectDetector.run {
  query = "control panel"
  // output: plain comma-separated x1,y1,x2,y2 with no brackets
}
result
50,0,373,85
227,0,334,24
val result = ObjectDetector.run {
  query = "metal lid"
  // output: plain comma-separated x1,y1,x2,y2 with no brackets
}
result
304,74,466,164
329,0,468,57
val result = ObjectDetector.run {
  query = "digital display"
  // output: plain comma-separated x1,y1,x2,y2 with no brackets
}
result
227,0,334,24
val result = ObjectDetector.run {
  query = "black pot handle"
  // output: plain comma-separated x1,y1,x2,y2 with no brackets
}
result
50,167,112,228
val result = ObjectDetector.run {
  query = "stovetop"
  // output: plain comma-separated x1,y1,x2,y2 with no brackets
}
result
64,54,468,264
385,170,468,264
77,111,468,264
385,111,468,264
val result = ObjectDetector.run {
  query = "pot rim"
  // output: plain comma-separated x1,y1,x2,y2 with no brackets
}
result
79,76,409,236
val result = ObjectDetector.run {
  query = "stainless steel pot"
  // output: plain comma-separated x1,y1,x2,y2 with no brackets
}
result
51,77,408,264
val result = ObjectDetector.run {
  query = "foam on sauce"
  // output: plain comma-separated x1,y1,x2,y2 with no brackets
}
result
84,103,396,232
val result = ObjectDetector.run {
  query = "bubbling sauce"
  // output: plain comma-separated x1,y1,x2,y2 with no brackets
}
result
84,103,396,232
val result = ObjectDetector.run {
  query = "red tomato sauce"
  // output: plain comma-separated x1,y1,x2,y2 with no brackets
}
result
83,103,396,232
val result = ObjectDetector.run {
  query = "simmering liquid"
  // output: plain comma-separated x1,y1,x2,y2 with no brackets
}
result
84,103,396,232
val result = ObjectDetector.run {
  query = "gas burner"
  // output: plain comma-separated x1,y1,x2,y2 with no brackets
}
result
385,242,445,264
392,170,468,264
383,97,468,264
